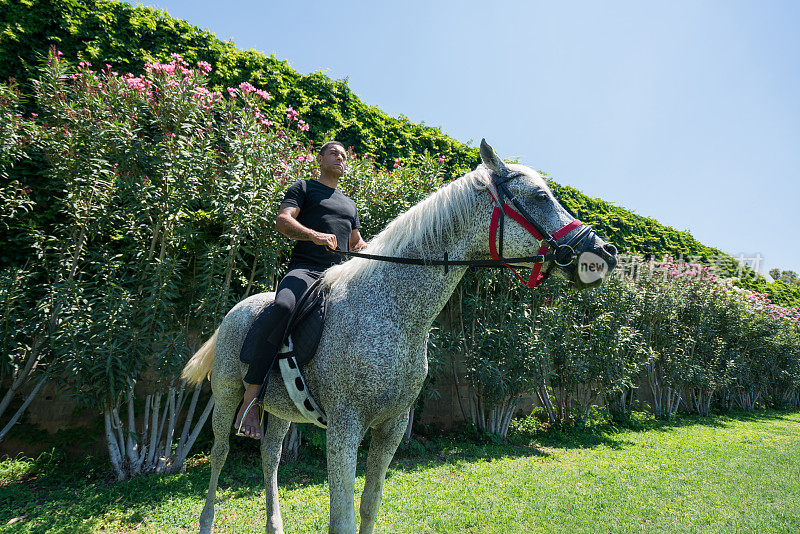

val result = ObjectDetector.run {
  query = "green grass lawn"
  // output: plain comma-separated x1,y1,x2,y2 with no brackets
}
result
0,410,798,533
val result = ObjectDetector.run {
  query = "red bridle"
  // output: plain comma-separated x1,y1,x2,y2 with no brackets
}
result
486,178,584,288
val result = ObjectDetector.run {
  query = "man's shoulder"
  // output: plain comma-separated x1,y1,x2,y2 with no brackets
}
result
288,179,308,191
281,179,307,207
282,179,308,194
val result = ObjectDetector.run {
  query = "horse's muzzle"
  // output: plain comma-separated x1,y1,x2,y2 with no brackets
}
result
572,236,618,289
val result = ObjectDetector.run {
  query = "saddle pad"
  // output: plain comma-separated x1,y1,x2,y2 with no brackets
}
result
279,353,328,429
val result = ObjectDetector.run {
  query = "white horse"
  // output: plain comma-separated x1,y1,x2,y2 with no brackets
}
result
182,141,617,533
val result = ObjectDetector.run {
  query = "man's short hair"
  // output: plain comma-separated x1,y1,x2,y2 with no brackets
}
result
318,140,345,157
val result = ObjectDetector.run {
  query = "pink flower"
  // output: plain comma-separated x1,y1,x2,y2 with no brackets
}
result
286,107,298,121
238,81,256,94
436,153,445,163
297,120,309,132
170,53,188,67
31,113,38,117
124,76,149,92
227,87,238,98
197,61,212,74
255,89,271,100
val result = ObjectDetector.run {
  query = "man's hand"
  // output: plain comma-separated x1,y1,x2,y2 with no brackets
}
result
312,232,338,251
350,229,367,252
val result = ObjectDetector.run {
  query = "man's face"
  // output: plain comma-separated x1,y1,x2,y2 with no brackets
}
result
317,144,347,177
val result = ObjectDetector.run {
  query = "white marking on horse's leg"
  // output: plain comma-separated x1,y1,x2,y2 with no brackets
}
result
358,412,409,534
327,410,365,534
199,383,241,534
260,414,291,534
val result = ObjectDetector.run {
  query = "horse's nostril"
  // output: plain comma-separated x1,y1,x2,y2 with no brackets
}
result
603,244,617,256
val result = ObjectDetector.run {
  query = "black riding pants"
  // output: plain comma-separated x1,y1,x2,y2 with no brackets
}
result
241,266,323,385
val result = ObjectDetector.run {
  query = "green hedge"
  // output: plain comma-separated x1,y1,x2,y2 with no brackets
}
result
1,0,797,308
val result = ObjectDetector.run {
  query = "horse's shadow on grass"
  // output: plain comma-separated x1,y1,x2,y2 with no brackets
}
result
0,409,794,533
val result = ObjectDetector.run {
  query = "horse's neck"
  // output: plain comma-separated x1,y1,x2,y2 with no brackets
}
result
382,257,468,334
366,196,491,335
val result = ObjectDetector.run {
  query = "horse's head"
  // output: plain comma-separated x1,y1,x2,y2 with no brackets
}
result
478,139,618,289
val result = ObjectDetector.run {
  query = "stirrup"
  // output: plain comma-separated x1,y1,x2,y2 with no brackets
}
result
235,397,263,438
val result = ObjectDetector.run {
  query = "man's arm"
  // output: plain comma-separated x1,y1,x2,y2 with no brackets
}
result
350,229,367,251
276,204,338,250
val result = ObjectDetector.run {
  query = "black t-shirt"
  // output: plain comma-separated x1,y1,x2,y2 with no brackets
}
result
281,179,361,269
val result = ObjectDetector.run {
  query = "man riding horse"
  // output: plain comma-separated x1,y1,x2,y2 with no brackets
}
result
235,140,366,438
183,140,618,534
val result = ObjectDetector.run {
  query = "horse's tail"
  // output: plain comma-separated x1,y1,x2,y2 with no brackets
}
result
182,328,219,386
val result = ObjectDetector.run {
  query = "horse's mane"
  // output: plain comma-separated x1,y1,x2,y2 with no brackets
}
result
324,168,489,288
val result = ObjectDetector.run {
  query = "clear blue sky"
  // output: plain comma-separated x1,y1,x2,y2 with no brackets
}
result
124,0,800,278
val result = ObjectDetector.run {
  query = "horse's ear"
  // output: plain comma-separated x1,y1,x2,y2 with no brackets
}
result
480,139,511,176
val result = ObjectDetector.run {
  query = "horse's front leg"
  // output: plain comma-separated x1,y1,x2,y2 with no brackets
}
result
358,411,409,534
261,413,291,534
327,408,366,534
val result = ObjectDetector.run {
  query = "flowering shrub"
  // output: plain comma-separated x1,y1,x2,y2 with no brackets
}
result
529,275,647,426
737,290,800,328
0,49,446,476
433,252,799,435
428,269,542,438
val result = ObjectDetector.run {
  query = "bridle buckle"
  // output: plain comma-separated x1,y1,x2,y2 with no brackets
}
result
554,244,577,267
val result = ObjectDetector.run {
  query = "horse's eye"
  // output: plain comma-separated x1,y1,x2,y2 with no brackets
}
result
535,192,549,202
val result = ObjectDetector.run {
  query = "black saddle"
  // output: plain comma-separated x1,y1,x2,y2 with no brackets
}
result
240,278,328,371
279,278,328,368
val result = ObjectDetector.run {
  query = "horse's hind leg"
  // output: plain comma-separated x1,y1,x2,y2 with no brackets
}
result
198,380,242,534
260,414,291,534
358,411,409,534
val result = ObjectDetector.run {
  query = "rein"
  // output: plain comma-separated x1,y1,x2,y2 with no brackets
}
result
333,249,557,272
333,171,593,285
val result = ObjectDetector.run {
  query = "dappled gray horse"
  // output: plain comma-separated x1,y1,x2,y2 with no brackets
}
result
182,141,618,534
